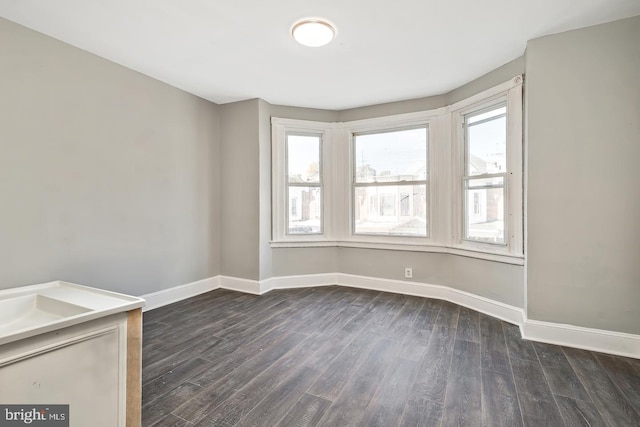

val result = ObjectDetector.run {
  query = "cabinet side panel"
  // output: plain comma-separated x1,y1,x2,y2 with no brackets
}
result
126,309,142,427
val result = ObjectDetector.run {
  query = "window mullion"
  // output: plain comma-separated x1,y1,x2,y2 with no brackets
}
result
354,180,427,188
287,182,322,187
463,172,506,180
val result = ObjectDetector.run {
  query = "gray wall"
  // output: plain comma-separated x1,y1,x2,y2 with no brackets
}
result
446,57,525,105
269,104,340,123
219,99,261,280
0,18,221,295
271,248,338,278
338,249,524,307
338,56,525,121
526,16,640,334
258,99,273,280
339,94,447,122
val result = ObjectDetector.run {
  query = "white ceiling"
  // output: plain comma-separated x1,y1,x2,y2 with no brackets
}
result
1,0,639,110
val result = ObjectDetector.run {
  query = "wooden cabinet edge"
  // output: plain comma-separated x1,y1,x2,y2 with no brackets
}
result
126,308,142,427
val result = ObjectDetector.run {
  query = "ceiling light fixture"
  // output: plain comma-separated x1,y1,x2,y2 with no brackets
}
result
291,19,336,47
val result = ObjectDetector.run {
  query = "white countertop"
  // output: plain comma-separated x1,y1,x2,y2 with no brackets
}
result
0,281,145,346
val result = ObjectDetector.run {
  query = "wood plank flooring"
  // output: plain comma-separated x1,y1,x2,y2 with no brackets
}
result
142,286,640,427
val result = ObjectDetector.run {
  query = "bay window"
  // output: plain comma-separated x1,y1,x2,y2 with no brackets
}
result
271,76,523,264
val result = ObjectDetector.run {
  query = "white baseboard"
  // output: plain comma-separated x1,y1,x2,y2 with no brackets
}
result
141,273,640,359
335,273,525,326
219,276,261,295
522,319,640,359
141,277,220,312
261,273,338,293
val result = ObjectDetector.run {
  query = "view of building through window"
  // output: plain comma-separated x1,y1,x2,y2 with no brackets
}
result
287,134,322,234
464,105,506,244
353,127,428,236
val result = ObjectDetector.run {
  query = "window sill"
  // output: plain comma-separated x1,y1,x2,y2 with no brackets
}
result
270,240,524,265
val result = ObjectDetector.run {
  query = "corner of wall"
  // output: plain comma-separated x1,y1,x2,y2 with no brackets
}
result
445,56,526,105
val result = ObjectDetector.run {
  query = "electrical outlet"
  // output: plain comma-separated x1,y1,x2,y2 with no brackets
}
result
404,267,413,279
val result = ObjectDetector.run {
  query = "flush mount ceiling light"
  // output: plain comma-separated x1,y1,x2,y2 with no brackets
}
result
291,19,336,47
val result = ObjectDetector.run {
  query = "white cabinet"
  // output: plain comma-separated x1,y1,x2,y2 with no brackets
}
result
0,282,144,427
0,314,127,426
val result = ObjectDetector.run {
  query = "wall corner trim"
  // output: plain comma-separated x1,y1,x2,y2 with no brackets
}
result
142,273,640,359
261,273,338,293
219,275,262,295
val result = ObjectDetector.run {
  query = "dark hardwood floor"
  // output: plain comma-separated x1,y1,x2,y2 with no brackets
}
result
141,286,640,426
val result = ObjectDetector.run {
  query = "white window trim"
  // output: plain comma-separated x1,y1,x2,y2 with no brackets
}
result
450,76,523,257
342,110,438,246
271,76,524,265
272,119,335,243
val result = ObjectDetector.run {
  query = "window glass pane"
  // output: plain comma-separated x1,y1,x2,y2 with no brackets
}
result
467,107,506,176
467,176,504,189
288,186,321,234
354,184,427,236
400,192,410,216
287,134,320,183
354,127,427,183
467,106,505,124
465,179,504,244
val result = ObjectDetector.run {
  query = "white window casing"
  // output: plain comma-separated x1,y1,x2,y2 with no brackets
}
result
344,110,439,247
272,119,335,243
271,76,524,265
450,76,523,257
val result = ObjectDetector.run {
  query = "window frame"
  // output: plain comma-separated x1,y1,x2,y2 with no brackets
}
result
272,119,334,243
463,101,508,246
343,112,435,246
450,76,523,257
271,76,524,264
350,123,430,239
